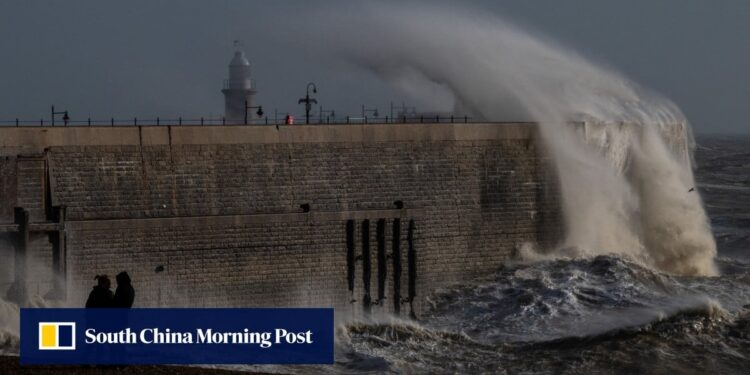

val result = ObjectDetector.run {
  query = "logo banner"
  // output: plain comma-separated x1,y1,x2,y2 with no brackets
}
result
21,308,334,365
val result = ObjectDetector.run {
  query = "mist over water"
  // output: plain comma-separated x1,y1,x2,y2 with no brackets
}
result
0,3,739,372
288,3,748,373
317,2,717,276
219,4,745,374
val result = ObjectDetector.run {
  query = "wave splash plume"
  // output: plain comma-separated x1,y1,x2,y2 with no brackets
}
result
316,1,717,276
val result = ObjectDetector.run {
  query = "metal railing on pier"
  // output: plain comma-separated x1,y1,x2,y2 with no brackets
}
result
0,115,479,127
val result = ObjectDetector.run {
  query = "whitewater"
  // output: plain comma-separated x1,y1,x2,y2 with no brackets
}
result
315,2,717,277
2,3,749,374
239,3,748,374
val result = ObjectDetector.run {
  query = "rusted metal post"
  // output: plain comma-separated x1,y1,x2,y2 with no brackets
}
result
361,220,371,314
392,218,401,315
407,219,416,319
10,207,29,303
49,206,66,299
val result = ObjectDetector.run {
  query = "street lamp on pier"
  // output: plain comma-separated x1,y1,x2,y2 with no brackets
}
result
298,83,317,124
51,106,70,126
245,100,264,125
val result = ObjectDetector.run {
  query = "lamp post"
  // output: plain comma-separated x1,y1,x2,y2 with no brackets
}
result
51,106,70,126
244,100,264,125
298,83,317,124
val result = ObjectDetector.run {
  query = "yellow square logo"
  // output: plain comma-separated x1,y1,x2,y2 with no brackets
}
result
38,322,76,350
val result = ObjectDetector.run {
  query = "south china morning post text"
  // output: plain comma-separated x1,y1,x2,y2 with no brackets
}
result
84,327,314,347
20,308,334,365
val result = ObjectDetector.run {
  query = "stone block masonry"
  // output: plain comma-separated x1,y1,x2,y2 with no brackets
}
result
0,123,561,316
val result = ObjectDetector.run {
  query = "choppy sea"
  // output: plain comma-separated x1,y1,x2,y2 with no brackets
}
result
245,134,750,374
2,135,749,374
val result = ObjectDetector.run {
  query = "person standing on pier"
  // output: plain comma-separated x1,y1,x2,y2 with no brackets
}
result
113,271,135,308
85,275,114,308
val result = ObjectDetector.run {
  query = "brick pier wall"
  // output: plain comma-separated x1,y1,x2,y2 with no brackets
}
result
0,123,561,316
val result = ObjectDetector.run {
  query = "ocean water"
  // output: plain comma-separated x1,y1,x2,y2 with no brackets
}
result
2,135,747,375
2,4,747,372
315,135,750,374
232,135,748,375
294,6,750,371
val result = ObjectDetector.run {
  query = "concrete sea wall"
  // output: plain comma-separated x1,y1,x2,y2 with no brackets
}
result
0,123,561,316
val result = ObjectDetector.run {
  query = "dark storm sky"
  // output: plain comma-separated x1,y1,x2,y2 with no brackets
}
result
0,1,747,133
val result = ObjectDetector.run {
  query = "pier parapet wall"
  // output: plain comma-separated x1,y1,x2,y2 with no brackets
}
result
0,123,561,316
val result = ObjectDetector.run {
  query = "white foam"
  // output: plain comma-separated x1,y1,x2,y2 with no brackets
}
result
311,1,717,276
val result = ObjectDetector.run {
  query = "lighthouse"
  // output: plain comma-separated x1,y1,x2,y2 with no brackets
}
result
221,46,257,123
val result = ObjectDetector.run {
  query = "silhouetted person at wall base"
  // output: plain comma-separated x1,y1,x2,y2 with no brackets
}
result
113,271,135,308
85,275,114,308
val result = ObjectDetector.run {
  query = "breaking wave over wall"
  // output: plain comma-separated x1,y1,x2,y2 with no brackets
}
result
317,1,717,276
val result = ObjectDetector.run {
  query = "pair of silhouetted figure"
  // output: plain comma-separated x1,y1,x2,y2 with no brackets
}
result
85,272,135,308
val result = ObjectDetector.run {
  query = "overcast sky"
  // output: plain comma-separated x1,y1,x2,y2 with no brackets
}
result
0,1,747,133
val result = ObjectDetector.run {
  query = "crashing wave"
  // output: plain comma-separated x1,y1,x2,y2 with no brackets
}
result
310,1,717,276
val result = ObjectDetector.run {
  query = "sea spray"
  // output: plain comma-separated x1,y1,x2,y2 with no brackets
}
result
629,125,717,275
0,295,56,354
326,255,750,374
311,1,717,275
0,242,63,354
0,298,20,354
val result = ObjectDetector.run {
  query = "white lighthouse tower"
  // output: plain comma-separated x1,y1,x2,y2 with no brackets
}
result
222,44,257,123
